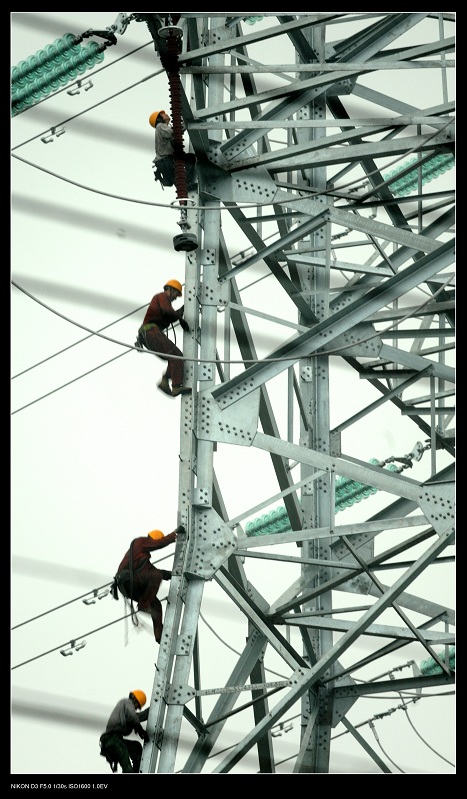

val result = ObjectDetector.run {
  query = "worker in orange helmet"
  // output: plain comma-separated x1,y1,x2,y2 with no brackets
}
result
149,109,197,191
112,526,185,644
135,280,191,397
99,690,149,773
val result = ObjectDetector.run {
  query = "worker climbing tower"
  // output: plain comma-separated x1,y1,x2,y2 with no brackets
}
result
134,13,455,774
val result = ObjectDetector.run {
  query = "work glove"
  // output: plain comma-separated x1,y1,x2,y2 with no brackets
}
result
179,318,190,332
140,729,149,743
176,525,186,536
161,570,172,580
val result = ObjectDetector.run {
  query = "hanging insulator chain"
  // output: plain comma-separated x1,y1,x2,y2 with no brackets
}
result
160,34,189,204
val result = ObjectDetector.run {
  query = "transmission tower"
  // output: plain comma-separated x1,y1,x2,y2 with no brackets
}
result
135,13,454,774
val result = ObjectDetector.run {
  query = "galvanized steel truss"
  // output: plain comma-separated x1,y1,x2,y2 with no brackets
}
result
140,13,455,774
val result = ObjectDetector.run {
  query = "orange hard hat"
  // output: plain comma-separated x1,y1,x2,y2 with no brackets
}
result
148,530,164,540
149,110,165,127
164,279,182,296
130,690,147,708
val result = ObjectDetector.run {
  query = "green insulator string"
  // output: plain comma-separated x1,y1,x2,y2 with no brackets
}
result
245,460,401,537
11,34,81,89
384,153,455,197
11,37,106,116
420,646,455,676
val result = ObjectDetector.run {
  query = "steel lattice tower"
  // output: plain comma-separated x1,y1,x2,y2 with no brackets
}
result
137,13,455,774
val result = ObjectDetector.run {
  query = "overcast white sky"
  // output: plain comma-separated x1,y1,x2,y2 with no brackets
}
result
11,12,455,779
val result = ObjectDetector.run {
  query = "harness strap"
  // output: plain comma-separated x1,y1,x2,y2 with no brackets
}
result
111,558,148,601
135,324,159,351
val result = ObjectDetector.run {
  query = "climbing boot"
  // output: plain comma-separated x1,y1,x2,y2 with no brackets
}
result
157,375,172,396
172,385,192,397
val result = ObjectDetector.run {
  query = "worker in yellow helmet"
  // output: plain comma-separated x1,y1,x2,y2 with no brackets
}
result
149,109,197,191
99,690,149,773
112,525,185,643
135,280,191,397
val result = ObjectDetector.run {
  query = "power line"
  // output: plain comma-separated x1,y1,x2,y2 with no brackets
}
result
199,609,288,680
266,690,456,773
401,701,455,768
11,58,164,147
12,273,454,372
11,552,174,630
11,272,454,415
12,304,146,379
11,584,112,630
12,349,130,414
12,152,184,210
11,612,137,670
12,140,454,213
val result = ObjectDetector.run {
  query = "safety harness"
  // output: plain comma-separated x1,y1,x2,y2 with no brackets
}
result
153,158,175,188
134,322,159,351
134,320,180,354
99,732,118,773
110,541,148,628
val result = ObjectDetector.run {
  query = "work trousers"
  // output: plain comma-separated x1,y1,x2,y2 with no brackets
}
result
155,154,197,189
119,566,165,643
144,326,184,387
101,733,142,773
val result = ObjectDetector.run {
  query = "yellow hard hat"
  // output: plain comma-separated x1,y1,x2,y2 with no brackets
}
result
131,690,147,708
148,530,164,540
149,110,165,127
164,279,183,296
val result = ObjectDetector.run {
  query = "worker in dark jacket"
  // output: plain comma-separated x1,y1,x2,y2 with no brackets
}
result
149,109,197,190
113,527,183,644
135,279,191,397
99,690,149,774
